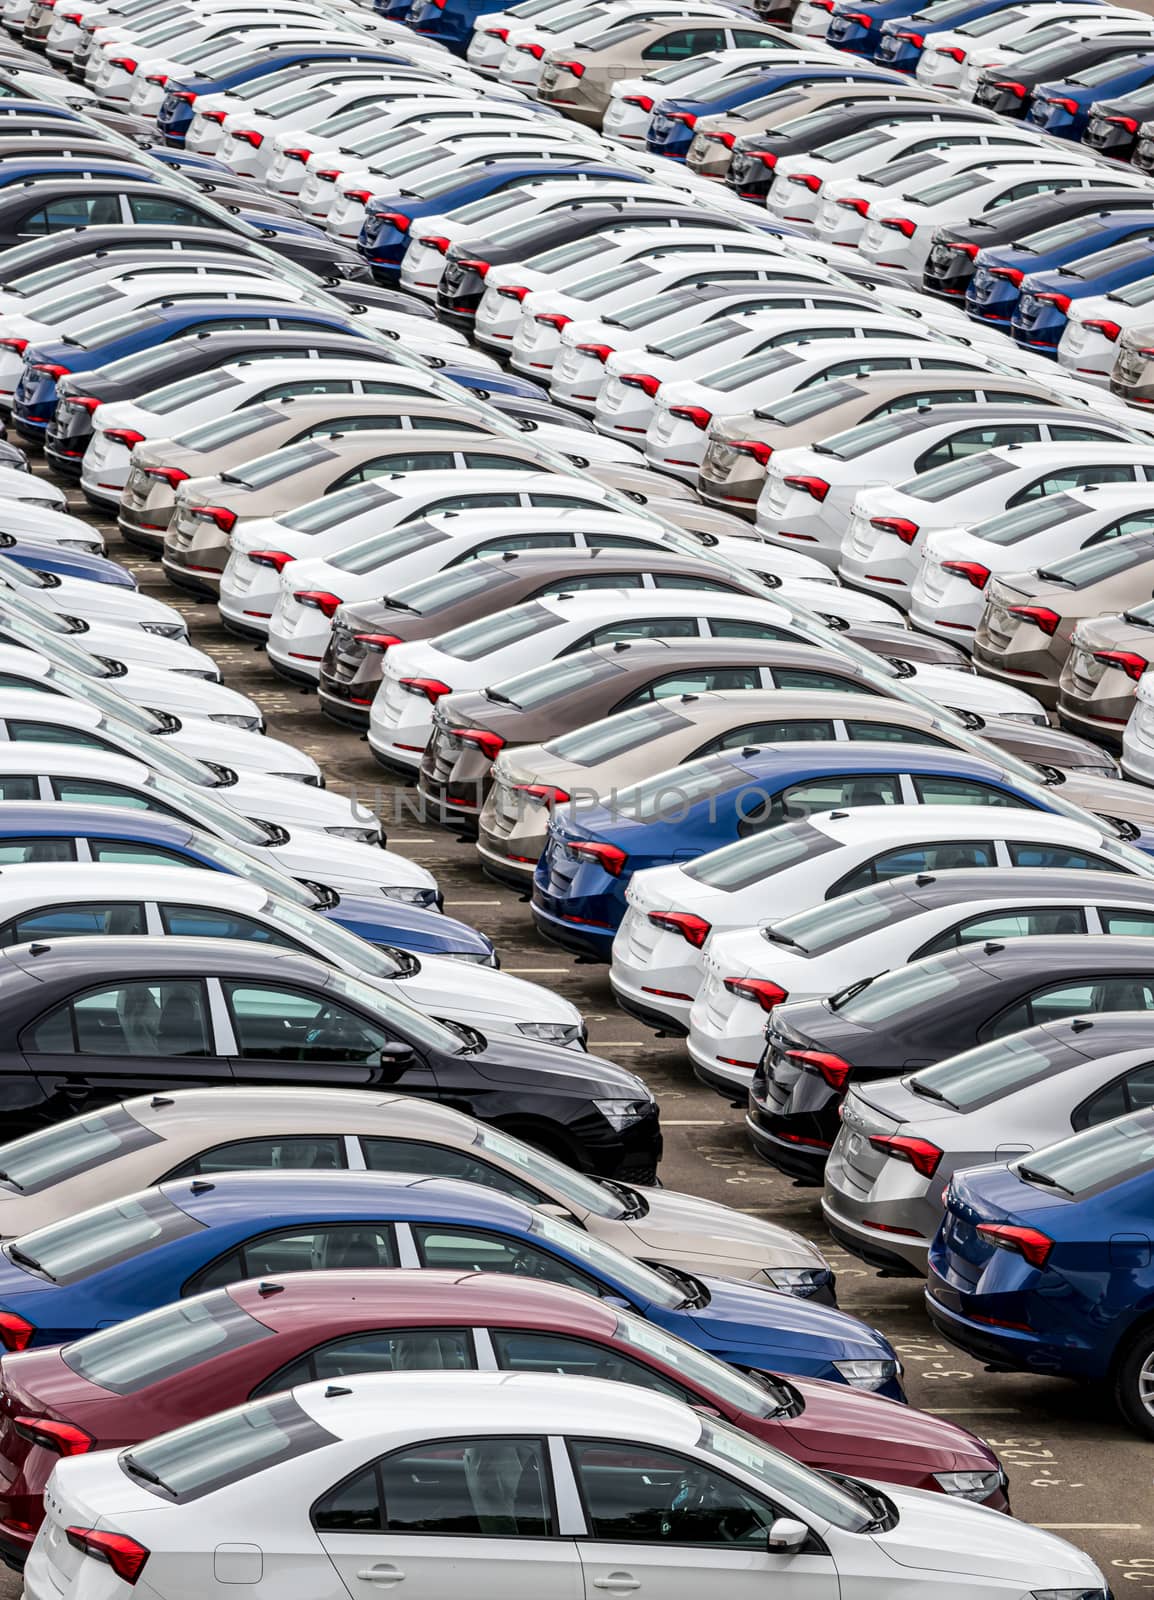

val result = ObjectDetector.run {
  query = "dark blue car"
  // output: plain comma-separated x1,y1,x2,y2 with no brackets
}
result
967,205,1154,328
357,159,646,278
532,743,1089,961
872,0,1063,73
1013,235,1154,351
406,0,493,52
0,1171,903,1394
927,1108,1154,1437
0,804,496,964
0,159,162,191
824,0,929,57
1028,49,1154,138
0,541,136,590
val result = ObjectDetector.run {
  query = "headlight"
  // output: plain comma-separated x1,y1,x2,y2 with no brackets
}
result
832,1358,899,1392
209,714,263,731
593,1098,653,1132
382,885,440,908
760,1267,835,1298
139,621,188,638
933,1470,1004,1502
277,772,321,786
446,951,500,966
325,825,381,844
1031,1591,1112,1600
61,539,103,553
517,1020,585,1047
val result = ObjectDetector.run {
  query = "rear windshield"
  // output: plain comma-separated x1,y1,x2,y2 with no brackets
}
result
654,319,745,360
608,291,700,332
755,381,861,425
684,818,837,892
767,884,912,955
710,350,799,394
140,369,241,417
1073,50,1154,86
121,1393,335,1503
385,563,497,615
907,1029,1072,1112
1043,531,1154,588
332,523,447,575
833,955,962,1024
282,482,399,535
5,1188,203,1285
906,169,989,205
546,702,690,766
614,755,744,822
977,495,1077,547
490,651,623,710
63,1292,273,1394
229,442,336,491
569,261,656,303
1015,1106,1154,1198
903,452,1014,503
817,411,924,462
175,407,281,452
0,1105,160,1196
436,602,559,662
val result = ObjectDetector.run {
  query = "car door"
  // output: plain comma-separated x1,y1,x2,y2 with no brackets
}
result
19,975,231,1126
828,838,998,895
568,1438,838,1600
312,1433,582,1600
980,973,1154,1040
184,1219,401,1293
250,1326,479,1396
914,905,1089,958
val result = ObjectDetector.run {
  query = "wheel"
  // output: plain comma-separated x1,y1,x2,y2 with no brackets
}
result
1112,1325,1154,1439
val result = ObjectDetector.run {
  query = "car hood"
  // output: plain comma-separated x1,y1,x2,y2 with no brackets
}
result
616,1186,827,1271
267,829,436,893
905,660,1046,721
785,1375,995,1470
471,1037,652,1098
400,951,581,1028
685,1273,893,1358
101,663,259,724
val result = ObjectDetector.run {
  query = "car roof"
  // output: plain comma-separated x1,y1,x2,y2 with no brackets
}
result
617,688,939,727
734,740,1016,781
806,803,1107,844
580,637,868,671
958,933,1154,976
859,865,1153,910
531,589,787,622
120,1085,479,1140
0,862,269,909
0,933,338,984
0,804,196,842
163,1169,537,1229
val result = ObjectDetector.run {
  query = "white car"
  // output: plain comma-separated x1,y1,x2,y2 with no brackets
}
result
838,441,1154,603
0,551,188,638
911,483,1154,643
956,8,1154,99
611,806,1144,1044
368,588,818,771
0,864,586,1044
0,587,220,679
0,467,65,514
1058,266,1154,384
1122,666,1154,784
915,2,1143,93
602,45,805,146
0,497,104,555
498,0,739,92
24,1370,1110,1600
755,403,1136,567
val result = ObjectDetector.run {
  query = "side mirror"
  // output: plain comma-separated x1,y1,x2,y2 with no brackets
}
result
375,1042,415,1070
766,1518,809,1555
535,1203,578,1224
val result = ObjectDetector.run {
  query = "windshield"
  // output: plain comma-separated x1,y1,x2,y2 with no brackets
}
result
700,1421,873,1532
331,521,441,574
1043,531,1154,587
684,817,837,891
756,381,861,425
489,650,622,710
614,755,745,822
24,282,123,324
546,701,691,766
529,1211,685,1308
228,442,336,491
282,481,400,534
325,967,462,1053
474,1124,624,1218
436,602,559,663
906,169,990,205
710,349,799,394
1015,1108,1154,1197
97,715,217,788
902,452,1014,503
0,1105,160,1196
6,1189,202,1285
261,895,403,981
569,261,657,304
607,291,700,333
615,1311,780,1417
654,319,744,360
977,495,1075,547
817,411,922,461
144,771,270,847
909,1030,1071,1111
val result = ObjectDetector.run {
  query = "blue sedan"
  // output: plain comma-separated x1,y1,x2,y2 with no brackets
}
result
531,742,1098,961
927,1108,1154,1436
0,1171,903,1395
0,540,136,589
1013,236,1154,351
1028,49,1154,138
824,0,931,57
357,159,645,278
967,206,1154,328
0,804,496,964
0,159,162,191
872,0,1060,73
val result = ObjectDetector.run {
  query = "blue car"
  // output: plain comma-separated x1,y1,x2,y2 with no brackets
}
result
0,804,497,964
0,540,136,589
531,743,1100,961
967,205,1154,327
357,159,645,278
1028,48,1154,138
0,159,162,191
406,0,495,53
927,1108,1154,1436
1013,235,1154,351
824,0,930,56
0,1171,903,1395
872,0,1062,73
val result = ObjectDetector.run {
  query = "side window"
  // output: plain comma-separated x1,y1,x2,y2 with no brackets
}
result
1086,513,1154,545
20,195,123,233
0,776,40,799
914,423,1039,473
0,901,147,946
1048,424,1126,443
297,417,405,439
652,574,737,592
708,618,795,641
772,668,870,693
159,905,297,945
492,1330,686,1400
880,389,979,412
912,776,1031,808
567,618,700,650
1006,842,1117,871
918,907,1087,958
128,195,211,226
1072,1063,1154,1130
0,838,76,864
88,841,200,867
642,25,728,57
569,1441,777,1547
1011,464,1137,503
167,1136,348,1178
255,380,358,402
700,719,835,753
223,983,392,1064
614,668,762,708
415,493,520,517
187,1222,398,1294
845,721,946,745
22,979,209,1056
527,494,599,509
771,774,902,824
799,356,909,386
411,1224,600,1295
333,451,457,491
313,1437,552,1537
583,532,656,551
465,534,573,558
981,977,1154,1040
831,839,996,896
537,574,646,594
6,721,108,747
49,777,170,812
460,453,539,472
254,1328,475,1397
731,26,777,43
1099,908,1154,937
361,1137,543,1204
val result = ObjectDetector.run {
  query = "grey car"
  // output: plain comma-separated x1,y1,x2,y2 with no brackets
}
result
824,1011,1154,1276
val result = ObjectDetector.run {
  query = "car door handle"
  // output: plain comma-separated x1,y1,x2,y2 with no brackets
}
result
593,1576,641,1592
356,1565,405,1585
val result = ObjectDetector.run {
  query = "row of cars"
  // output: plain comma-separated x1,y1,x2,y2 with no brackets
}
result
0,0,1139,1593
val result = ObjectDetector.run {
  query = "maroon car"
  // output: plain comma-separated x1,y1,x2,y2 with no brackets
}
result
0,1271,1006,1563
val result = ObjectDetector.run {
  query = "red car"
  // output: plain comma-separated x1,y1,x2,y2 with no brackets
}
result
0,1271,1006,1563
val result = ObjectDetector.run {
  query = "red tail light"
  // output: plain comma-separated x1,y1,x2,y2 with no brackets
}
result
870,516,918,544
145,67,168,81
787,1047,852,1090
1008,604,1059,635
248,549,294,572
293,590,342,618
458,258,491,276
65,395,101,414
669,111,696,127
374,211,410,231
880,216,916,238
353,633,401,651
103,428,144,447
647,910,711,947
576,343,613,362
1048,95,1079,114
14,1417,93,1456
284,147,313,164
837,197,870,216
0,1312,32,1351
569,840,627,875
316,169,343,183
173,91,198,104
668,405,712,430
452,727,505,760
517,41,544,56
32,364,70,379
1107,114,1140,132
624,94,654,110
234,129,263,147
0,338,28,353
1083,318,1121,341
554,58,584,76
936,44,965,59
516,783,570,805
976,1222,1052,1269
895,28,923,43
842,11,873,22
783,474,829,502
869,1133,942,1177
400,677,451,703
788,173,822,192
947,240,980,259
485,25,509,37
707,131,737,148
989,266,1024,286
419,235,451,254
344,188,373,204
144,466,188,486
1093,649,1148,682
993,79,1027,96
723,976,788,1012
498,285,531,301
940,558,989,590
535,312,571,330
620,373,662,396
109,54,136,71
201,108,227,123
1036,291,1071,313
733,439,773,465
191,506,236,534
750,151,778,168
66,1528,149,1586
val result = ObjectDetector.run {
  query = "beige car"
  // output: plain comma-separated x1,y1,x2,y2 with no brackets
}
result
0,1087,833,1291
1110,322,1154,407
975,531,1154,711
697,371,1062,516
1059,603,1154,748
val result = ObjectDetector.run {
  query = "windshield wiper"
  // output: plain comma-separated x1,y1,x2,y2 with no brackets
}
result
600,1178,647,1219
761,926,800,948
383,946,420,978
1017,1163,1072,1195
255,819,290,847
655,1263,710,1309
1034,567,1076,587
483,687,518,706
7,1244,53,1281
829,976,873,1011
908,1078,952,1105
121,1455,173,1493
205,761,238,787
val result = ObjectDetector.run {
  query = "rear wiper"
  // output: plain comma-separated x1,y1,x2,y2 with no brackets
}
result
761,926,800,948
809,442,841,457
1017,1163,1071,1195
7,1244,53,1281
1035,568,1076,587
829,976,873,1011
0,1169,19,1191
379,595,418,614
908,1078,951,1105
483,687,518,706
121,1455,173,1493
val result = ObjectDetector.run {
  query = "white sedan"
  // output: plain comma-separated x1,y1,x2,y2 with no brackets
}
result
611,806,1148,1049
0,552,189,638
838,441,1154,603
0,587,220,679
754,403,1135,567
1058,267,1154,385
955,9,1154,99
0,497,105,555
914,2,1136,93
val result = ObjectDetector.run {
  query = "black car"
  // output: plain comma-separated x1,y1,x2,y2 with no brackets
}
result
747,934,1154,1184
0,937,662,1181
922,184,1154,299
972,33,1154,116
726,98,996,206
436,200,737,325
1083,83,1154,160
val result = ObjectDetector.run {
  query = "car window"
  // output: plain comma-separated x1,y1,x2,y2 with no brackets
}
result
63,1293,274,1395
0,901,147,946
642,25,728,57
0,1103,161,1196
8,1187,203,1285
770,667,869,693
313,1436,552,1537
799,355,912,387
1006,842,1118,870
1100,908,1154,936
982,976,1154,1040
0,836,75,864
0,775,39,799
331,450,457,490
770,773,902,823
5,720,106,747
298,417,408,441
538,572,646,594
22,978,210,1056
652,573,737,592
255,380,358,402
835,955,962,1023
915,422,1040,472
1091,514,1154,544
87,840,198,867
568,617,701,649
166,1136,348,1178
19,194,122,233
223,983,393,1064
187,1222,399,1295
918,906,1087,956
698,719,836,753
617,667,763,707
254,1328,476,1397
1011,464,1137,502
1074,1062,1154,1130
127,1394,334,1504
410,493,520,519
412,1224,603,1294
708,617,795,641
361,1138,542,1204
492,1329,686,1398
159,905,294,945
569,1440,778,1546
48,776,169,812
845,720,945,745
912,775,1030,807
831,839,996,895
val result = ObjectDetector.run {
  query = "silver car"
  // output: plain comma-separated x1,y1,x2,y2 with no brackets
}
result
823,1010,1154,1276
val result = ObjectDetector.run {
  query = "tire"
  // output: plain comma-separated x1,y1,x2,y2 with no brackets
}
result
1112,1323,1154,1439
